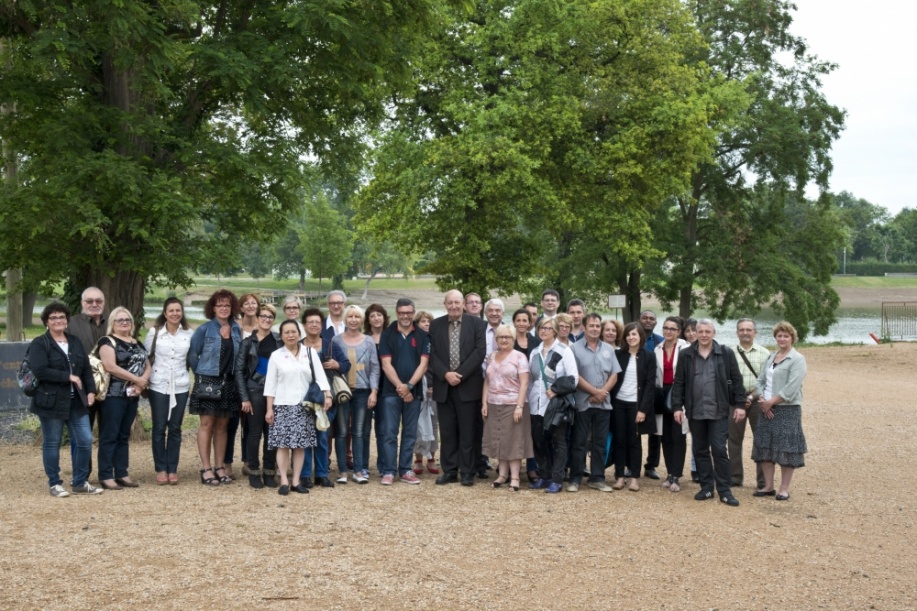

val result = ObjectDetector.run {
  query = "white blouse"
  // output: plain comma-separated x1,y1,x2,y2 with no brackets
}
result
264,345,331,406
144,326,193,396
527,342,579,417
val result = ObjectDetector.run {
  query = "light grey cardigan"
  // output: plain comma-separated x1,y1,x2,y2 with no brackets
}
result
755,348,806,405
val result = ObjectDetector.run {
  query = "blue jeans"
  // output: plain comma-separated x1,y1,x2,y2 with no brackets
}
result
380,394,421,477
359,400,381,474
301,406,336,479
40,397,93,487
149,389,188,474
97,394,139,480
335,390,367,474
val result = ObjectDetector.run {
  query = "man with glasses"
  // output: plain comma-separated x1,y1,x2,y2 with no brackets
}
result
730,318,770,489
533,289,560,329
68,287,108,475
321,290,347,341
378,298,430,485
569,314,621,492
464,292,483,318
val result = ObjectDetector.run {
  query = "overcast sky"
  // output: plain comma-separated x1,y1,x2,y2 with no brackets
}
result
792,0,917,215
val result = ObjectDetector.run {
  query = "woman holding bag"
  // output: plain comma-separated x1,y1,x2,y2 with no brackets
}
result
188,290,242,486
264,319,331,495
654,316,689,492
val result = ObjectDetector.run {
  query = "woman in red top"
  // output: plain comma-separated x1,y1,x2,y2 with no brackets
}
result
654,316,690,492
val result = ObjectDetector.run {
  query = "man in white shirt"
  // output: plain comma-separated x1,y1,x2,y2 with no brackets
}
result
730,318,770,489
483,298,505,358
322,290,347,341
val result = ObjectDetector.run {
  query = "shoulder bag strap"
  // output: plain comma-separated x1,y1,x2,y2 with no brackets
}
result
737,348,758,379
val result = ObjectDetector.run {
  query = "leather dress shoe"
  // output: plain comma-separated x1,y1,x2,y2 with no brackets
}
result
115,478,139,488
435,473,459,485
315,477,334,488
476,469,489,480
644,469,660,480
303,478,314,489
292,483,310,494
460,475,475,487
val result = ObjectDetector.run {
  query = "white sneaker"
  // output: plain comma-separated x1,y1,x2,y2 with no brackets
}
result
72,482,103,495
336,474,348,485
352,472,368,484
49,484,70,498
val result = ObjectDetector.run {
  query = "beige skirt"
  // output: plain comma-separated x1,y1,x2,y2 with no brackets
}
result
482,402,534,461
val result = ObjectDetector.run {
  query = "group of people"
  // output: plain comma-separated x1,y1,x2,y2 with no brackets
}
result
28,287,808,505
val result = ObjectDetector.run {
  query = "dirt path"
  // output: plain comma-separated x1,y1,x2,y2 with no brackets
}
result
1,343,915,609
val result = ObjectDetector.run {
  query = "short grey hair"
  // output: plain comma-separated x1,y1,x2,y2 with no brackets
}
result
281,295,303,309
736,317,757,331
484,298,505,313
696,318,716,331
327,290,347,304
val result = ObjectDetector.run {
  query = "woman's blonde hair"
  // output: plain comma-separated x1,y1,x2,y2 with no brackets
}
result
772,320,798,343
105,306,134,336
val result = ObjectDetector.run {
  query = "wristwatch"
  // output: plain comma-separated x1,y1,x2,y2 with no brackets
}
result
406,383,414,391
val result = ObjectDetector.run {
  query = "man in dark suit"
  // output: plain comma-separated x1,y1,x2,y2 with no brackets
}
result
428,289,487,486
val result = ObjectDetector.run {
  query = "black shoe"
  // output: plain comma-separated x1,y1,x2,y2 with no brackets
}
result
315,477,334,488
249,474,264,489
644,469,660,480
732,480,743,487
694,489,714,501
775,492,790,501
476,469,489,480
753,489,776,497
278,485,289,496
263,473,278,488
303,478,314,489
720,494,740,507
435,473,459,485
691,471,700,483
292,483,310,494
461,475,475,487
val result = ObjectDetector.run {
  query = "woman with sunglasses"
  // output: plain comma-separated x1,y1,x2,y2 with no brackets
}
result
97,306,150,490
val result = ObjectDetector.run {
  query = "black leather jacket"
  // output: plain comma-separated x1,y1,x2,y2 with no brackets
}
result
233,331,281,402
671,340,746,420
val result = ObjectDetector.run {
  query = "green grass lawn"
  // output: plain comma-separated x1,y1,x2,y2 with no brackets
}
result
830,275,917,288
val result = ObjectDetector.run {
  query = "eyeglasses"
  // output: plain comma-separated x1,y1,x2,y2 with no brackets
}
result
48,315,67,322
396,311,415,317
258,314,275,320
662,326,680,332
284,306,300,311
328,301,345,306
114,318,132,324
496,336,513,340
82,298,103,305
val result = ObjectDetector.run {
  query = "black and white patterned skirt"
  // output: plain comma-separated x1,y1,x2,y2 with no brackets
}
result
268,404,317,450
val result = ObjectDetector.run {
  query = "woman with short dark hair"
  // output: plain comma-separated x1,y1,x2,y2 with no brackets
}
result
30,302,101,497
188,289,242,486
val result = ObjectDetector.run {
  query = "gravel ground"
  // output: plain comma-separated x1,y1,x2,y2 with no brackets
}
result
1,343,915,610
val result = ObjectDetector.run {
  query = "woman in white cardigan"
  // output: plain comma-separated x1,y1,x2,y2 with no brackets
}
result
654,316,690,492
264,320,331,495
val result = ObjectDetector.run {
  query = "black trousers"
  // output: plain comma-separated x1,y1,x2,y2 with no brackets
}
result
570,408,610,483
531,417,568,483
644,432,660,471
245,391,276,472
689,417,731,495
438,391,482,478
660,410,686,478
612,401,642,479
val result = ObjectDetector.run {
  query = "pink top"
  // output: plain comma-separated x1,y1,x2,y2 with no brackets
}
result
485,350,529,405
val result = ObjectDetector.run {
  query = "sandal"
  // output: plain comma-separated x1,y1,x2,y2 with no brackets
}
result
214,466,232,485
168,473,179,485
492,476,508,488
426,459,440,475
669,477,681,493
199,468,220,486
509,478,520,492
156,472,168,485
628,479,640,492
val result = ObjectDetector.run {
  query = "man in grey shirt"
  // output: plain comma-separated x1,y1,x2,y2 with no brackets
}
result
569,314,621,492
672,319,746,506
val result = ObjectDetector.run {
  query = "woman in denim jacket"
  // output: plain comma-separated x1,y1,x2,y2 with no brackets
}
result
188,290,242,485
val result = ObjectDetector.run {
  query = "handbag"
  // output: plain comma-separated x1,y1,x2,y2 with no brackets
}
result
16,337,47,397
90,337,113,401
323,341,352,404
192,377,224,401
301,347,330,431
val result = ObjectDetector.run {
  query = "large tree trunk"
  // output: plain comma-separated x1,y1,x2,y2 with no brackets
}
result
22,291,37,328
678,191,700,319
5,268,23,340
618,268,642,324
